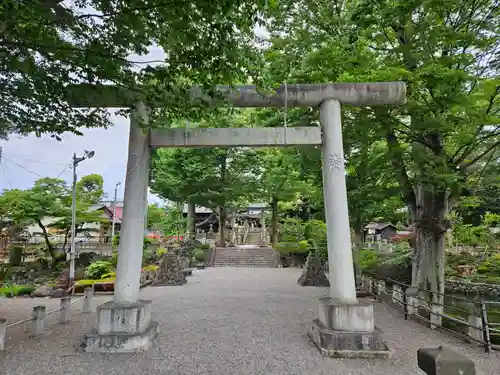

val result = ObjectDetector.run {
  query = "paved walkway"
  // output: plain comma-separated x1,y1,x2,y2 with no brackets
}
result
1,268,499,375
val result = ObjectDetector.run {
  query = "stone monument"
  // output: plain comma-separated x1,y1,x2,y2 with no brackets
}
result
297,253,330,287
152,253,187,286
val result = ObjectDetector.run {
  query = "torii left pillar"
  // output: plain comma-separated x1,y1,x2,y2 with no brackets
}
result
80,102,158,352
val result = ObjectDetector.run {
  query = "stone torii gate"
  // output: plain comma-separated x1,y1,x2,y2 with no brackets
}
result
70,82,405,355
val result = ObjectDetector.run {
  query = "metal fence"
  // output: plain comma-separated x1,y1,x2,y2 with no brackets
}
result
0,287,95,351
362,272,500,353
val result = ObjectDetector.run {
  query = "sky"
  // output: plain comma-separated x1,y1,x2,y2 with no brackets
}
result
0,113,163,204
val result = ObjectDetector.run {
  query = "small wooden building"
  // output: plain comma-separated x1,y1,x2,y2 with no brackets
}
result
364,222,398,242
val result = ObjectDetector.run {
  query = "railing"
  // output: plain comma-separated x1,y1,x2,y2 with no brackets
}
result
362,272,500,353
0,287,95,351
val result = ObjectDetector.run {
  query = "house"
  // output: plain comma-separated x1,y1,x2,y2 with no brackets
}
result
364,222,398,242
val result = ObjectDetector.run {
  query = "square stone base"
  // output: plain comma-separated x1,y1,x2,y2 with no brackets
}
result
309,319,390,359
310,298,390,359
78,300,158,353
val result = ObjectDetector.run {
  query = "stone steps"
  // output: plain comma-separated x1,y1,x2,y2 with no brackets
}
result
212,246,278,268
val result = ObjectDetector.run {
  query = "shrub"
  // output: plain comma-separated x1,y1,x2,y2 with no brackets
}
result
198,243,210,250
75,252,98,268
100,272,116,280
476,266,490,274
143,237,152,249
157,248,167,257
85,261,113,280
359,250,381,271
194,250,208,262
0,285,35,297
112,234,120,248
141,265,159,272
275,241,310,255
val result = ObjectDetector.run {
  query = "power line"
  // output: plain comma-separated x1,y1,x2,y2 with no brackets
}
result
1,156,43,178
56,159,73,178
3,154,67,166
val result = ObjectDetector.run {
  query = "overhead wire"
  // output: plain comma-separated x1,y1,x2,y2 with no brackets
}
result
1,156,43,178
2,154,67,166
0,152,73,199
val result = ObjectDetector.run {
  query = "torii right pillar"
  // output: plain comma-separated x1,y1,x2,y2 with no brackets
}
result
310,98,397,359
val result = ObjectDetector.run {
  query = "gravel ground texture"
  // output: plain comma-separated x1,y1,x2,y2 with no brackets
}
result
1,267,499,375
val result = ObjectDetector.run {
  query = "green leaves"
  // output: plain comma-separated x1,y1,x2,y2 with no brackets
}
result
0,0,270,138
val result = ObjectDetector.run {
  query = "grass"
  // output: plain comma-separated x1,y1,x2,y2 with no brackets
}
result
0,285,35,297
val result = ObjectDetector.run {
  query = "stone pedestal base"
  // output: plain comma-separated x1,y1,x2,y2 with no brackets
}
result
79,300,158,353
308,298,390,359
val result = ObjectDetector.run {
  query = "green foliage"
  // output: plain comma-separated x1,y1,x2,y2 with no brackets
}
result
153,206,185,237
157,248,167,257
0,0,272,138
0,175,105,259
112,234,120,249
194,249,208,262
384,248,412,268
141,265,159,272
359,250,381,271
143,237,152,249
85,261,113,280
150,111,264,213
274,240,309,255
275,218,327,257
147,204,166,231
8,246,23,266
279,218,306,243
100,272,116,280
264,0,500,293
111,252,118,268
475,255,500,276
0,285,35,297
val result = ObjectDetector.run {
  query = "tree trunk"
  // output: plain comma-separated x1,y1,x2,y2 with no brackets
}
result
186,202,196,239
270,197,279,246
218,206,226,247
352,222,364,289
412,186,448,328
36,219,57,260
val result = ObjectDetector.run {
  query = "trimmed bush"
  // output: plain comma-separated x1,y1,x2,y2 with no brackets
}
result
194,250,208,262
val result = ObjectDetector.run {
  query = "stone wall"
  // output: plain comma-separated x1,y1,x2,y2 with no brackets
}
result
445,279,500,298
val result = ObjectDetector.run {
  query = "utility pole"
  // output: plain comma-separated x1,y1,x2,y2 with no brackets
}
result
111,181,121,242
69,150,95,290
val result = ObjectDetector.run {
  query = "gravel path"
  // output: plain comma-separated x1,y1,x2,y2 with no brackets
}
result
2,268,499,375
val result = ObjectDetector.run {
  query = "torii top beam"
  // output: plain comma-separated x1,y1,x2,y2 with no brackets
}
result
66,82,406,108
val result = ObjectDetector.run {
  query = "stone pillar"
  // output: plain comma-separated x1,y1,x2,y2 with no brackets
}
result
320,99,356,303
80,103,158,353
260,209,267,246
186,202,196,240
309,100,388,359
114,102,151,305
230,214,237,244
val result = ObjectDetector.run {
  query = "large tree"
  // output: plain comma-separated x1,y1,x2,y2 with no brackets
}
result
0,0,272,138
264,0,500,314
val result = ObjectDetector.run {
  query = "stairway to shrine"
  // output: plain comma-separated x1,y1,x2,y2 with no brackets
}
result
212,245,279,268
